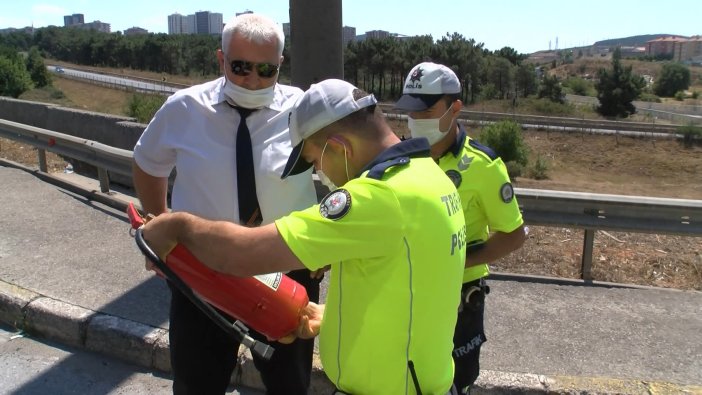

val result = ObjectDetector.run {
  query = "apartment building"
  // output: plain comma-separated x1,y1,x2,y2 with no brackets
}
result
168,11,223,35
673,36,702,63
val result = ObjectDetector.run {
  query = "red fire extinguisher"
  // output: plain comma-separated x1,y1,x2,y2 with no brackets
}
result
126,203,309,359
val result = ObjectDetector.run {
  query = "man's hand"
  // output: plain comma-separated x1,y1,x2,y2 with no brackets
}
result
277,302,325,344
143,214,156,271
141,213,180,262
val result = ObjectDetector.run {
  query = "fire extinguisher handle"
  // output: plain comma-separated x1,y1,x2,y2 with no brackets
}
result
235,320,273,359
133,227,275,360
252,341,274,360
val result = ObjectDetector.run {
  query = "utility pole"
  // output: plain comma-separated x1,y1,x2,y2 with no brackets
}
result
289,0,343,90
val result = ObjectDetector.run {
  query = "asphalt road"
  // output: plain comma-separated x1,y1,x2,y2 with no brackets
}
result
50,66,179,95
1,164,701,391
0,322,262,395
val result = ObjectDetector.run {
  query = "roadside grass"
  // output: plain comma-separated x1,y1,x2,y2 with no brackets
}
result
19,76,141,117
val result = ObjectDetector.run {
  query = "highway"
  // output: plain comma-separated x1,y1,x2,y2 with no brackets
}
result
50,65,180,95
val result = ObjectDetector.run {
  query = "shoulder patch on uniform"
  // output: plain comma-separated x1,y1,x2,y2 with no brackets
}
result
457,154,473,171
469,140,498,161
446,169,462,188
320,189,352,220
499,183,514,203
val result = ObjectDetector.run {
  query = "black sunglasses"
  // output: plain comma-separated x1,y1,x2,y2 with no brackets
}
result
229,60,280,78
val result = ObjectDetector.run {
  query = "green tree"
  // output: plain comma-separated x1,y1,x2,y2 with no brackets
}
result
538,75,564,103
0,50,33,97
564,77,591,96
462,40,485,104
0,31,32,51
25,46,52,88
126,93,166,123
31,26,221,78
344,41,361,86
653,63,691,97
434,33,485,104
478,120,529,168
484,56,514,99
595,47,645,118
515,64,537,98
494,46,527,66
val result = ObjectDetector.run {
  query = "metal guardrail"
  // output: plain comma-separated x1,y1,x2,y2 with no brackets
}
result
0,119,132,192
1,119,701,281
379,103,688,134
49,64,190,92
516,188,702,280
54,70,178,96
567,94,702,117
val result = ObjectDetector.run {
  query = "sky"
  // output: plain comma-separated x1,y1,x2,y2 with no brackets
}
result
1,0,701,54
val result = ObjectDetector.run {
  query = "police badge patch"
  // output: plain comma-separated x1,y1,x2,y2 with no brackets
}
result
320,189,352,220
500,183,514,203
446,170,462,188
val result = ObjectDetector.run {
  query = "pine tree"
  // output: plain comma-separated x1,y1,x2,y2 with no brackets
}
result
595,47,645,118
538,75,564,103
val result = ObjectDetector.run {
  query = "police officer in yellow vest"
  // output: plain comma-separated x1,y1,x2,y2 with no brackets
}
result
142,79,466,394
395,63,527,394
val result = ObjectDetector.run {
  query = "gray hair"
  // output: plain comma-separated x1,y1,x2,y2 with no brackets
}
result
221,13,285,58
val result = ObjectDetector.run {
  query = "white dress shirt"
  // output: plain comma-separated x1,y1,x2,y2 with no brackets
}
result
133,77,316,225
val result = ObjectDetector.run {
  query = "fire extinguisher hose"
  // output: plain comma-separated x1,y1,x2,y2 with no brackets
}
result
134,227,274,360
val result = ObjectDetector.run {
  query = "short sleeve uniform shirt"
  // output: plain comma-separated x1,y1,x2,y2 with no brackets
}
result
276,139,466,395
133,77,316,224
437,126,524,283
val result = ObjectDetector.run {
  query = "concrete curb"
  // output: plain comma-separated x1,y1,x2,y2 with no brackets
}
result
0,279,335,392
3,280,701,395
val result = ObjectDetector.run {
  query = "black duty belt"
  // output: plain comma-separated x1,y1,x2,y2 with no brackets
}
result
461,278,490,306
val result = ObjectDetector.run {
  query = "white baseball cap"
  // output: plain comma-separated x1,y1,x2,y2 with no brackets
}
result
395,62,461,111
281,79,377,179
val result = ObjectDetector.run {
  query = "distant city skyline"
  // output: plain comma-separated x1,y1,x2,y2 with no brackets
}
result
1,1,700,54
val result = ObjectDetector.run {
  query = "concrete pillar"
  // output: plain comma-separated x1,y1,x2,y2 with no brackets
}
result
289,0,343,90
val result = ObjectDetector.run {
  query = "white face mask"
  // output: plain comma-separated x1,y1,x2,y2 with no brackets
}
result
317,170,337,191
408,106,454,145
222,78,276,109
318,139,349,190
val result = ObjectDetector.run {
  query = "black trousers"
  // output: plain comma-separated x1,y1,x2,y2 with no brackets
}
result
168,269,321,395
452,279,489,394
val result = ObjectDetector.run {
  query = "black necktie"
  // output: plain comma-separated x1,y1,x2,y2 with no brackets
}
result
234,107,262,226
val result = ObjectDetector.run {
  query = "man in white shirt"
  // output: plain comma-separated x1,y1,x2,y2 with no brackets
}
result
132,13,318,395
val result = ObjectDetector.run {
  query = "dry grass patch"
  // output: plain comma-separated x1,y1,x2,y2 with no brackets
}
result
51,77,133,116
0,138,67,173
496,226,702,291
